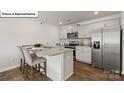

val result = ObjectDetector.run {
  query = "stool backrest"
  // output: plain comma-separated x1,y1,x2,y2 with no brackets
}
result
22,47,33,66
17,46,25,60
22,44,34,48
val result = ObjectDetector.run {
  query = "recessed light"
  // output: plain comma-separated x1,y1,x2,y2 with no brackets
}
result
94,11,99,15
59,21,62,25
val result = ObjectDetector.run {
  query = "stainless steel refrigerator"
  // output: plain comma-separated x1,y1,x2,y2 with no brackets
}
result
92,26,122,74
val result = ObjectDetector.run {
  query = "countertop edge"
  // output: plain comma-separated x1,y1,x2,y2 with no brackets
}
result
49,49,74,56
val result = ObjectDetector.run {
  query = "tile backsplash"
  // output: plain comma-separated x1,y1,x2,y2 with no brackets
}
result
59,38,91,46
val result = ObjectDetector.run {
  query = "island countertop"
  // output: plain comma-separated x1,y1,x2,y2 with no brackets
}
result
30,47,74,56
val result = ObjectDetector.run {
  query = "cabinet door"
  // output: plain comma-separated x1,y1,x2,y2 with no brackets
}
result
76,48,86,61
72,25,78,32
67,26,73,33
63,29,67,39
59,27,68,39
66,25,78,33
78,24,92,38
81,50,91,63
78,25,86,38
64,51,73,80
76,49,82,60
76,47,91,64
85,25,93,37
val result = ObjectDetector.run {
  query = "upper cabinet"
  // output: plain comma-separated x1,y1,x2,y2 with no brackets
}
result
78,24,93,38
59,25,78,39
59,27,68,39
78,18,120,38
71,24,78,32
59,18,120,39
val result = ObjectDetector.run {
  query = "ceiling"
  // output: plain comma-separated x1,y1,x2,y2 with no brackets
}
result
38,11,121,26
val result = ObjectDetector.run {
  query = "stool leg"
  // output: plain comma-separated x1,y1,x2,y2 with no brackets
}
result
35,64,37,70
20,58,22,70
38,64,40,72
23,60,25,74
44,62,46,75
25,64,28,79
30,66,33,80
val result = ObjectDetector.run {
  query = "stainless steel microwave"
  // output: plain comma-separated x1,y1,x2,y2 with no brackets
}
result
67,32,78,39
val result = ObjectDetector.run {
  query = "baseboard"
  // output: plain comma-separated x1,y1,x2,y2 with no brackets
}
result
65,72,74,80
0,64,20,73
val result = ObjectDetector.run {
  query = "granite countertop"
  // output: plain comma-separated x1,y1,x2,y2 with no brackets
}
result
30,47,74,56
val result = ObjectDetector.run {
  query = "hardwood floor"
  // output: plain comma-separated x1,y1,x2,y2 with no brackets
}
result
68,62,124,81
0,61,124,81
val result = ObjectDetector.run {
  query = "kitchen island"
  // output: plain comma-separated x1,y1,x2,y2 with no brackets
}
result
31,47,74,81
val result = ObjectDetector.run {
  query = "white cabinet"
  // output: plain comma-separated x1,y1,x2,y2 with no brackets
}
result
59,26,72,39
76,46,91,64
59,27,68,39
78,19,120,38
64,51,73,80
71,24,78,32
78,24,92,38
59,25,78,39
59,18,120,39
46,50,73,81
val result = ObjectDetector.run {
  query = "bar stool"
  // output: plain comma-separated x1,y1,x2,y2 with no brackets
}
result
17,46,25,72
22,47,46,80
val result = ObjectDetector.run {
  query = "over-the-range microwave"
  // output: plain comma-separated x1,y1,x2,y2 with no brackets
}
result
67,32,78,39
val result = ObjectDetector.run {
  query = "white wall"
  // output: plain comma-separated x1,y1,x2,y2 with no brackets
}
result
0,18,59,70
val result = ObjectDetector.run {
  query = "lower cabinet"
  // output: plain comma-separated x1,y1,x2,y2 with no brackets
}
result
76,46,91,64
64,51,73,80
46,51,73,81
